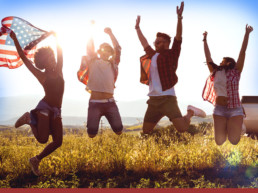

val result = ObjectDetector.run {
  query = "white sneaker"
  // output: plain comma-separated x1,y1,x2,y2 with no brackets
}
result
187,105,206,118
29,156,40,176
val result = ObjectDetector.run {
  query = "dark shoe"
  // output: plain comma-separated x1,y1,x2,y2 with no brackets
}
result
29,156,40,176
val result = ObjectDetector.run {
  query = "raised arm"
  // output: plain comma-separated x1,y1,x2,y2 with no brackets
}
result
51,32,63,76
104,27,120,48
236,24,253,73
203,31,214,73
135,16,149,49
104,27,121,64
87,37,97,59
10,31,45,84
175,1,184,41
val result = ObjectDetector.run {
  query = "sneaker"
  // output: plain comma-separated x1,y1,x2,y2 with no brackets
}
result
187,105,206,118
29,156,40,176
15,112,30,128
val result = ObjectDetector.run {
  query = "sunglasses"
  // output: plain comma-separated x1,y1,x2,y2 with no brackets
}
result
153,40,166,46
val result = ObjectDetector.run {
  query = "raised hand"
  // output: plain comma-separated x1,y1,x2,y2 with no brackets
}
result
177,1,184,16
104,27,112,35
203,31,208,40
246,24,253,34
135,15,141,29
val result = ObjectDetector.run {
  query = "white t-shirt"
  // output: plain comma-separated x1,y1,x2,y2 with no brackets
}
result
214,70,227,97
87,58,117,94
148,53,176,96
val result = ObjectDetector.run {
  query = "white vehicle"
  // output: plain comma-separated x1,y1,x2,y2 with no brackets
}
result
242,96,258,138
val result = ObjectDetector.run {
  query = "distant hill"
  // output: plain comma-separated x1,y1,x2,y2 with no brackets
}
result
0,95,148,123
0,95,213,126
1,115,212,128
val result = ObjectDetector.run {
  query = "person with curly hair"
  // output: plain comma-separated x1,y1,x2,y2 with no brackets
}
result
10,31,64,176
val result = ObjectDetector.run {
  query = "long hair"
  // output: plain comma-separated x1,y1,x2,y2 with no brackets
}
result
209,57,236,77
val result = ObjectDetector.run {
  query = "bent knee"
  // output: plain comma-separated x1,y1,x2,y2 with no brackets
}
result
113,125,123,135
115,131,122,136
215,138,226,146
228,136,240,145
37,137,49,144
54,140,63,148
143,127,152,134
88,134,97,138
142,123,155,134
176,126,188,133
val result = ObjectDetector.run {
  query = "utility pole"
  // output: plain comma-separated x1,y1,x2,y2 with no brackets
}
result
100,119,104,134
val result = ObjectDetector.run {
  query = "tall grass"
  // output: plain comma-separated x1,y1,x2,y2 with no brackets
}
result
0,124,257,188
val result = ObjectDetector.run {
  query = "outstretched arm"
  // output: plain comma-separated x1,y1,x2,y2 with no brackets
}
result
86,37,96,59
104,27,121,64
236,24,253,73
175,1,184,41
203,31,214,73
51,31,63,76
135,16,149,49
10,31,45,84
104,27,120,48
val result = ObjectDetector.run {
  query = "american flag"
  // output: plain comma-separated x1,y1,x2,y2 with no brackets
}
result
202,74,216,105
0,16,51,69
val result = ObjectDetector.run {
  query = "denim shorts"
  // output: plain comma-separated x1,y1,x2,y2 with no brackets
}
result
213,105,244,118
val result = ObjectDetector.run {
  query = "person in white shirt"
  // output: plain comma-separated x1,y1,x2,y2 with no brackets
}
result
135,2,206,134
78,27,123,138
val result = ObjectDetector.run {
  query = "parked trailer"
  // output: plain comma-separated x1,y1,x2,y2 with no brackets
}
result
241,96,258,138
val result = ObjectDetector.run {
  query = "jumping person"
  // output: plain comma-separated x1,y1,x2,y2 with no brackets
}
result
77,27,123,138
135,1,206,134
10,31,64,176
202,24,253,145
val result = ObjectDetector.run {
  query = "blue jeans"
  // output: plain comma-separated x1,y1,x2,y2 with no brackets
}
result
87,101,123,135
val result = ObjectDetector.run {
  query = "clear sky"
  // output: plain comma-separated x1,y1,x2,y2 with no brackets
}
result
0,0,257,117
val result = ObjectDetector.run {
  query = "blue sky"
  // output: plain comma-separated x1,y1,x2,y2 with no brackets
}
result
0,0,257,118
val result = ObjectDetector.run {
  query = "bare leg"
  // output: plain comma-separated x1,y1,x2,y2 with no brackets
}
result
31,111,50,144
171,110,194,133
142,121,160,134
213,115,227,145
227,116,243,145
37,116,63,160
